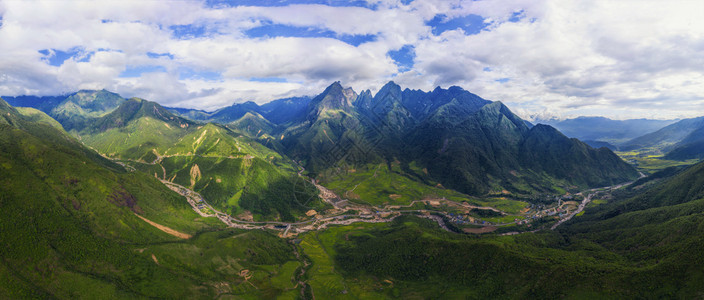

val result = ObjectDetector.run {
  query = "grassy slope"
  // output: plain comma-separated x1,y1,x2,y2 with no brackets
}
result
302,162,704,299
80,116,189,161
134,123,321,221
0,100,218,298
299,217,630,299
15,107,65,132
321,162,527,213
617,149,699,174
143,229,302,299
79,100,321,221
1,99,307,299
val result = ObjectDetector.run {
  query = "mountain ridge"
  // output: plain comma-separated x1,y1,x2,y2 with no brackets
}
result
5,82,639,197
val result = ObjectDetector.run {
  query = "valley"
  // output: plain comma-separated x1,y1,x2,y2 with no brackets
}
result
2,84,704,298
133,155,633,238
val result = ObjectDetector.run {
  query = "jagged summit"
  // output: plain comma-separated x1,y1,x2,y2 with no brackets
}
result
307,81,358,119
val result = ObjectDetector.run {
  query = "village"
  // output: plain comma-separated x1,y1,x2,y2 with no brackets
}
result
160,172,594,237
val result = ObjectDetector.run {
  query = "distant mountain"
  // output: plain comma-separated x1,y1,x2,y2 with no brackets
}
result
582,140,617,150
620,116,704,153
50,90,126,130
165,106,212,120
538,116,676,145
519,109,564,124
2,90,127,131
207,101,262,124
225,111,277,138
167,96,312,127
663,125,704,160
1,94,66,113
259,96,311,125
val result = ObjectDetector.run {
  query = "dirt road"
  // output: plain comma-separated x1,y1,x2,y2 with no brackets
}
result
134,213,192,239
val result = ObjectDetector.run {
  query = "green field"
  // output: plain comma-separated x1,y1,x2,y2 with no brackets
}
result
321,162,528,214
616,151,699,174
142,229,301,299
298,223,391,299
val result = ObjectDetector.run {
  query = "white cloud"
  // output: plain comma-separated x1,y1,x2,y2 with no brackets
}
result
0,0,703,119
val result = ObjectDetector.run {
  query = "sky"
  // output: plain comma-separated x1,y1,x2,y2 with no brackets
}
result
1,0,704,120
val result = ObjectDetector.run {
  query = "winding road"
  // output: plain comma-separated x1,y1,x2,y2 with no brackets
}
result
122,157,641,236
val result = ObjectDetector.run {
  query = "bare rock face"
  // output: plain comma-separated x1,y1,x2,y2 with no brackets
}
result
190,164,202,188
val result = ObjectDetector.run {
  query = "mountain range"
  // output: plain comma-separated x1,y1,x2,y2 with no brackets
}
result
534,115,704,162
3,82,704,298
619,116,704,159
173,82,639,196
6,82,639,201
536,116,677,147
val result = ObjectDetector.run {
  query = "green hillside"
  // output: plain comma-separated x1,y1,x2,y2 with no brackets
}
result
0,98,212,297
663,125,704,160
295,161,704,299
518,124,639,188
0,98,327,299
78,99,321,221
14,106,65,131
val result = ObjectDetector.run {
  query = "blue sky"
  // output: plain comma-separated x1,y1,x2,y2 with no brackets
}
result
1,0,704,119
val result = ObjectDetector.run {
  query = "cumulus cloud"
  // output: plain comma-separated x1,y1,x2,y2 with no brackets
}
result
0,0,702,119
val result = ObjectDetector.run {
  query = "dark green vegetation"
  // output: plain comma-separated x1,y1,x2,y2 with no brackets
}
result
518,124,636,188
1,97,202,297
296,160,704,299
265,81,637,201
0,97,315,299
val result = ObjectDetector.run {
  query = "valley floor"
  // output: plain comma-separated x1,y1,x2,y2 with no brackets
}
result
124,158,640,239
